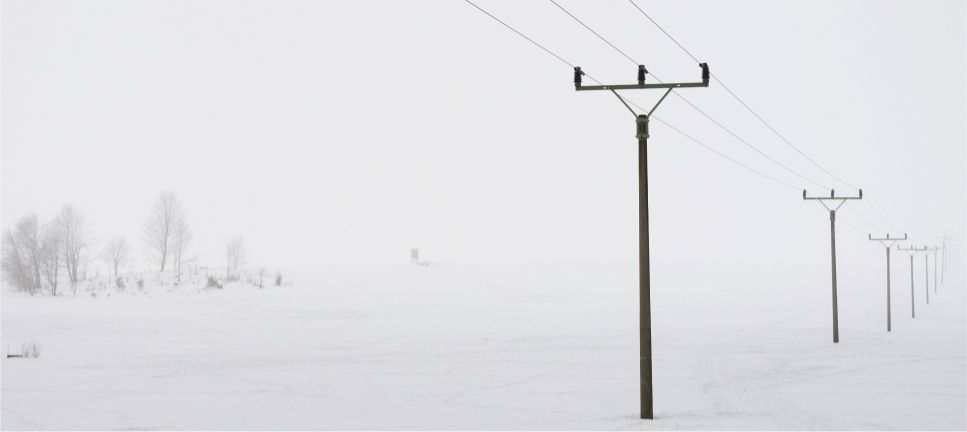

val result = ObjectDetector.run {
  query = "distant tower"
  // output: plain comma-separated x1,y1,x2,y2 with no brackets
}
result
410,248,420,265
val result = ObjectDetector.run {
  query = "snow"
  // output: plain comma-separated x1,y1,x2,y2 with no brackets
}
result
2,262,965,430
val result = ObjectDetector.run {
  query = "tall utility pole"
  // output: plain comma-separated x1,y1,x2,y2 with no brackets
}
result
574,63,709,420
898,245,926,317
803,189,862,343
868,233,907,332
931,246,938,293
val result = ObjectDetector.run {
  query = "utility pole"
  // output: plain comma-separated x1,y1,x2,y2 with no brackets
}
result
931,246,938,293
898,245,926,317
922,249,929,304
868,233,906,332
574,63,709,420
803,189,862,343
938,234,951,285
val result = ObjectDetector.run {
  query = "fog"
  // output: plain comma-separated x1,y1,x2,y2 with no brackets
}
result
3,0,964,273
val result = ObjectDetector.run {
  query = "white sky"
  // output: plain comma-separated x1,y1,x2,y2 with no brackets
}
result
2,0,964,273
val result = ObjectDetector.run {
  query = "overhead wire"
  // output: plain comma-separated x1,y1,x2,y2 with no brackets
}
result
547,0,637,65
865,198,904,234
465,0,809,194
622,0,906,233
463,0,807,194
624,0,857,191
651,117,800,191
545,0,831,191
844,206,888,235
465,0,901,243
464,0,576,70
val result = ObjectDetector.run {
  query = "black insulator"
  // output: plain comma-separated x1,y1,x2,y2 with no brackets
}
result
574,67,583,88
700,62,710,84
637,65,647,85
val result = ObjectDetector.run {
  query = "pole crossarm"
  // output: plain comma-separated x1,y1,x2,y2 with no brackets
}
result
803,189,863,211
576,82,709,91
574,63,709,92
869,233,907,248
897,245,927,254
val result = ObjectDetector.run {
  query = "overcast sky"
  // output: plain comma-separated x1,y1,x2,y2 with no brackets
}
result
2,0,964,273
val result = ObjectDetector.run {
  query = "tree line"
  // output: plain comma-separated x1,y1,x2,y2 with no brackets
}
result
2,191,247,295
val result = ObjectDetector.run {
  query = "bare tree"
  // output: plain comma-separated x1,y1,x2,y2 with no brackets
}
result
1,229,28,292
102,237,130,278
172,215,192,282
226,236,245,281
143,191,183,272
40,221,64,296
58,205,88,296
1,215,43,294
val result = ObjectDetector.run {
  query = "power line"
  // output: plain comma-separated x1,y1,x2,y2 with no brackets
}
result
622,0,911,234
651,117,800,191
465,0,814,195
546,0,829,190
464,0,824,197
466,0,897,231
624,0,701,64
865,199,904,233
464,0,575,70
713,77,860,191
838,214,870,235
465,0,906,287
624,0,861,192
844,205,889,234
547,0,638,65
464,0,616,87
669,93,828,190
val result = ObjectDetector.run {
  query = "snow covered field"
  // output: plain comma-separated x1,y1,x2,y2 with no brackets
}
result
2,261,965,430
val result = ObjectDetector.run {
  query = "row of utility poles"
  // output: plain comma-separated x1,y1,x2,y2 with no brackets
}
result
868,233,953,331
572,63,959,420
803,192,956,342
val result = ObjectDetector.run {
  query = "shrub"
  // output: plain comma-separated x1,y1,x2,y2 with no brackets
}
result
206,275,223,289
21,341,41,358
116,277,126,290
137,279,144,289
275,271,282,286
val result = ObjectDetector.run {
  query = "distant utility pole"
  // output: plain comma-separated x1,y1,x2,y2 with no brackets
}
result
803,189,862,343
937,234,951,284
924,249,930,304
574,62,709,420
929,246,938,293
898,245,926,317
868,233,906,332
